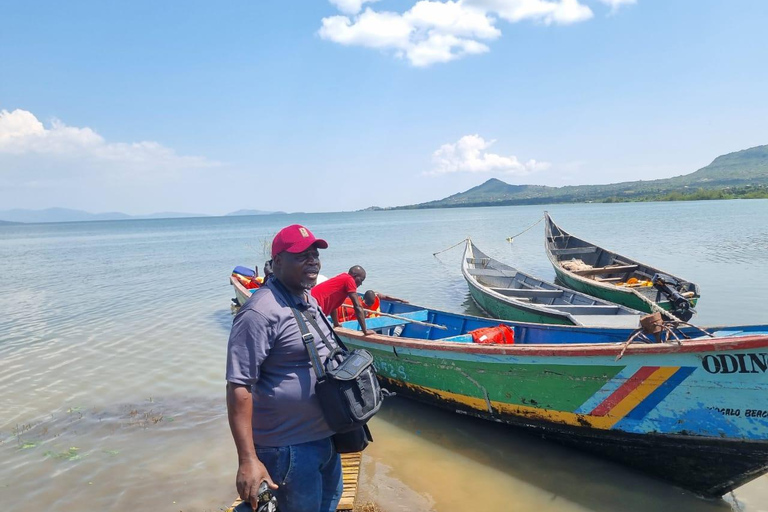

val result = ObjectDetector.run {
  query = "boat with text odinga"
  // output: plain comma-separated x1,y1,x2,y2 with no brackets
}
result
229,273,768,497
462,239,643,328
544,212,701,321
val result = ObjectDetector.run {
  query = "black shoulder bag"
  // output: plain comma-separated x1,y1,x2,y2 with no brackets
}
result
275,285,384,453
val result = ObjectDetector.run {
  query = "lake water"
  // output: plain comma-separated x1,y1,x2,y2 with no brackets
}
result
1,200,767,512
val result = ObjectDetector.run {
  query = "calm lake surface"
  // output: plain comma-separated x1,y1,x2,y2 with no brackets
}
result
1,200,767,512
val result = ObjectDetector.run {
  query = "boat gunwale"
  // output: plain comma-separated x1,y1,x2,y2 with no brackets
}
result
231,274,768,357
336,326,768,357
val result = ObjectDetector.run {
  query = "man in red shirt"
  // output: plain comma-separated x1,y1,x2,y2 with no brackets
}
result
311,266,370,334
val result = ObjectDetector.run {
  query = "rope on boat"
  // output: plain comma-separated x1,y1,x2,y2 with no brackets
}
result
616,319,713,361
433,237,469,256
506,214,545,243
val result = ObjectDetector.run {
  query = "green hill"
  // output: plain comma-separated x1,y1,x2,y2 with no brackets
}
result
396,145,768,209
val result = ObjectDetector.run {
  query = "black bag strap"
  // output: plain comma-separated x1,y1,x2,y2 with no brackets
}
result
271,279,336,379
289,305,327,380
302,308,351,353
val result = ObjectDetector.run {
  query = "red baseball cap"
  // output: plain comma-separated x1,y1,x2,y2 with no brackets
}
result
271,224,328,258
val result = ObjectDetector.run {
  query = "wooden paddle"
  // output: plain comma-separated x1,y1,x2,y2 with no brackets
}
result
340,304,447,330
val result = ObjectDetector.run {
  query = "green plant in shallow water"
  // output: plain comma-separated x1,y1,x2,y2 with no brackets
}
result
44,446,85,461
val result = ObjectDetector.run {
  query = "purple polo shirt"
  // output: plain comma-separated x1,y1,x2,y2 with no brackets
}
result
226,278,335,447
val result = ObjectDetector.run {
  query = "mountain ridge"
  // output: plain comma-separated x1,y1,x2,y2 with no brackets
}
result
390,144,768,209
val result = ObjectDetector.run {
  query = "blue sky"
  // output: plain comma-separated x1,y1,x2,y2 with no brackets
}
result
1,0,767,215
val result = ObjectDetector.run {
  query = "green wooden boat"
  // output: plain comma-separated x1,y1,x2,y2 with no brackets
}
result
334,300,768,498
544,213,700,320
462,239,643,328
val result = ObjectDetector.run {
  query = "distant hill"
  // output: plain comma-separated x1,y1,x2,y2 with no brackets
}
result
0,208,209,224
225,209,286,216
139,211,209,219
0,207,288,224
393,145,768,209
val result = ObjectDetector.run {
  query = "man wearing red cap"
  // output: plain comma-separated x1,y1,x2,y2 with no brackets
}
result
226,224,343,512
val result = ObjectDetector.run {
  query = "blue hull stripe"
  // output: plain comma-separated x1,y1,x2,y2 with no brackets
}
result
574,366,633,414
617,366,697,425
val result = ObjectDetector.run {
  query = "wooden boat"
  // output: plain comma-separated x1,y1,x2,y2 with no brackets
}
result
229,273,768,497
462,239,643,328
230,274,253,307
544,213,700,320
332,299,768,498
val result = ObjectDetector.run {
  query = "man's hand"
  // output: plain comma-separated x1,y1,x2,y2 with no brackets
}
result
236,458,278,509
331,309,341,327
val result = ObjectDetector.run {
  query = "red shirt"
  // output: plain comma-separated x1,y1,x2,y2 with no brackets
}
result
311,273,357,315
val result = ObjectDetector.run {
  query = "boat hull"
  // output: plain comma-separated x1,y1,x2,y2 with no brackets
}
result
339,331,768,497
466,276,575,325
230,275,252,307
553,266,663,314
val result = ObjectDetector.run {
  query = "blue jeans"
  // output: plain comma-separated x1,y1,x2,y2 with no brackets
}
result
255,436,343,512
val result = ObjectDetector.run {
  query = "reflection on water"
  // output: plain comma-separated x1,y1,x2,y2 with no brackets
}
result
1,200,767,512
365,398,745,512
460,291,487,317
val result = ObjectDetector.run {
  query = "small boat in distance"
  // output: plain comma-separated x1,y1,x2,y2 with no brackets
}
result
544,213,700,320
462,239,643,328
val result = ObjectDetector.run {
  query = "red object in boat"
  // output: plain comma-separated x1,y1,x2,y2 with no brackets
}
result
470,325,515,345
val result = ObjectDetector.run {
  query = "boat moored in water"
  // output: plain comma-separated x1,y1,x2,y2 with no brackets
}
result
462,239,643,328
544,212,701,321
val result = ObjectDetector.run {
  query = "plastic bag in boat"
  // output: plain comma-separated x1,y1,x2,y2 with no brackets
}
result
470,325,515,345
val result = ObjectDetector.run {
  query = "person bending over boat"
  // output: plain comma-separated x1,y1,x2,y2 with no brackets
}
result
311,266,371,334
226,224,343,512
312,267,409,335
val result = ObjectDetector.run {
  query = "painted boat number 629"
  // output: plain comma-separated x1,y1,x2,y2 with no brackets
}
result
374,360,407,380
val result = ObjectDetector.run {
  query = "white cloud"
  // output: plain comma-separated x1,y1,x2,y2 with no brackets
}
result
466,0,592,25
320,10,413,50
430,134,550,175
329,0,381,15
321,0,610,66
0,107,220,210
597,0,636,13
0,109,216,171
320,2,500,66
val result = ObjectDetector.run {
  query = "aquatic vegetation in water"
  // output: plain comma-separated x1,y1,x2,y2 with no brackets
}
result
44,446,85,461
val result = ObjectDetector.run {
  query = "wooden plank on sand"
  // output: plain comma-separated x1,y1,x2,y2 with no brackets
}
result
226,451,363,512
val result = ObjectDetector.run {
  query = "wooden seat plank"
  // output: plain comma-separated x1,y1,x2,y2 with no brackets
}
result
572,264,638,276
550,246,598,255
467,268,512,278
490,288,564,297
